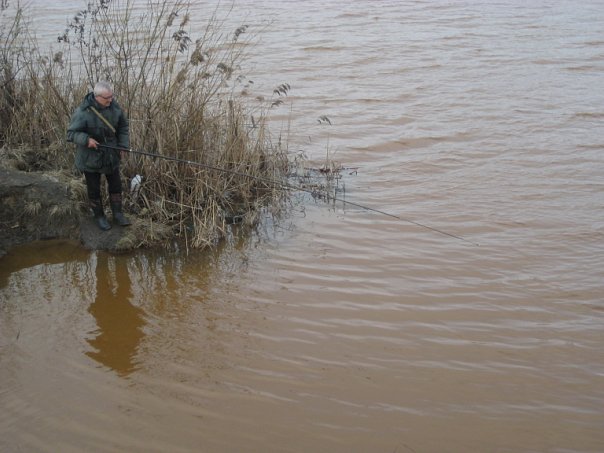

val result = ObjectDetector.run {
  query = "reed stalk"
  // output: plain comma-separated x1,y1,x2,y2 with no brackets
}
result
1,0,289,249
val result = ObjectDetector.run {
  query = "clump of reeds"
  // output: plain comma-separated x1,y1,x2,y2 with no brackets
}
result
1,2,27,147
1,0,289,249
287,115,345,204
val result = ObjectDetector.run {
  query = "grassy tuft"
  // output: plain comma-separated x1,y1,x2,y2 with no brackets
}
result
23,201,41,217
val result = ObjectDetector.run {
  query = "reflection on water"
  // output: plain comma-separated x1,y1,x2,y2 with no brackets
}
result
86,253,145,377
0,240,89,291
0,235,262,452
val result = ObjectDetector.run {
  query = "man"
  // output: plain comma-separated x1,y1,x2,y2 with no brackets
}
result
67,81,131,230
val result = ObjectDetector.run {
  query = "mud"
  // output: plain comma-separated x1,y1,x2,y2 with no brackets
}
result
0,166,127,256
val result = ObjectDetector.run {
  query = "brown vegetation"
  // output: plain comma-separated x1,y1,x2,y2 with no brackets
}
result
1,0,290,250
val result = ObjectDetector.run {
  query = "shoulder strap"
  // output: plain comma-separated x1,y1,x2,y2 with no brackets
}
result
89,106,116,134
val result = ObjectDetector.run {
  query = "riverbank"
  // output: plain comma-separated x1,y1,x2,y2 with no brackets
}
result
1,0,289,252
0,166,132,257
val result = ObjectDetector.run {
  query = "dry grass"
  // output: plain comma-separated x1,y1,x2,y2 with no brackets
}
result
23,201,41,217
1,0,290,250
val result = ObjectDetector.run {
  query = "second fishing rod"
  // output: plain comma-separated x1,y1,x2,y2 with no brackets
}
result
99,144,476,245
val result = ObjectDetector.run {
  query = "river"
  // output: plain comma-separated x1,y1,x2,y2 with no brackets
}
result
1,1,603,451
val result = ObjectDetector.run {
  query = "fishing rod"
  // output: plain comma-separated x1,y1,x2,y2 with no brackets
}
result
99,144,477,245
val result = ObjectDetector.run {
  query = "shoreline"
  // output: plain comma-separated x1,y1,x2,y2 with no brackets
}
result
0,166,131,257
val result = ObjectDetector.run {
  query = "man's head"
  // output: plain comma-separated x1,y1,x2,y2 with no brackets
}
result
93,81,114,108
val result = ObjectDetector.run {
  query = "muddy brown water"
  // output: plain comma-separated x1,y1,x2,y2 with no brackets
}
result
2,1,604,452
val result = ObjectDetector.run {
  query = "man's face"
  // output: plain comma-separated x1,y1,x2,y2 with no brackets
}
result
95,91,113,108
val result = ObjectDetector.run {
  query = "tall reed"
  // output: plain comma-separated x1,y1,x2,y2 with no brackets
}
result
1,0,289,249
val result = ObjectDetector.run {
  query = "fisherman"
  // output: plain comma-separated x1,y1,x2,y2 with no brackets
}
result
67,80,131,231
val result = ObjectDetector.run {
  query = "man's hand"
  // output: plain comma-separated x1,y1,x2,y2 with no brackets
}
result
87,137,100,149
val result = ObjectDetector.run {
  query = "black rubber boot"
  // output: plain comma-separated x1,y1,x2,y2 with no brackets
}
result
110,193,131,226
91,199,111,231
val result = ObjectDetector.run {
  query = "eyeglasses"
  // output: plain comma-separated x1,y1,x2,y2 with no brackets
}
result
97,93,114,100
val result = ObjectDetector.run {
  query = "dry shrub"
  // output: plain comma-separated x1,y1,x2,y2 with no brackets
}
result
1,0,289,250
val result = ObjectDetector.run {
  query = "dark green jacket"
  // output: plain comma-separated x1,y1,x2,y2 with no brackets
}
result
66,92,129,174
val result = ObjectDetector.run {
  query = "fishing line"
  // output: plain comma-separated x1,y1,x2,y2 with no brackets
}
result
99,144,477,245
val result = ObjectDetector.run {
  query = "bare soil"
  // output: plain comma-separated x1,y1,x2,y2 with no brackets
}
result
0,166,127,257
